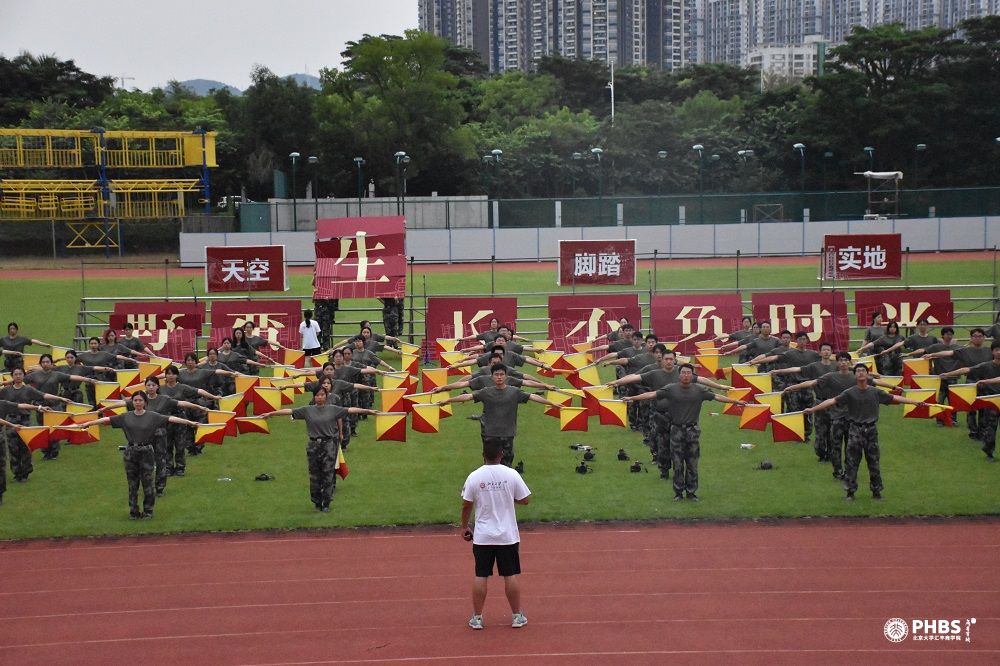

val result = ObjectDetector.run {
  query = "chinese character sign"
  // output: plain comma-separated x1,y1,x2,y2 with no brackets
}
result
548,294,641,351
752,292,850,349
650,294,745,354
109,302,203,359
206,245,287,293
558,240,636,286
423,298,519,356
208,300,302,350
855,290,954,327
314,216,406,299
822,234,901,280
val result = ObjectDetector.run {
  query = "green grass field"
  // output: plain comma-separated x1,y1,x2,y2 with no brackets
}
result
0,255,997,540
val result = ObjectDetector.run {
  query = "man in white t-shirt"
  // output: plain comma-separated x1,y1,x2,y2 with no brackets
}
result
460,437,531,630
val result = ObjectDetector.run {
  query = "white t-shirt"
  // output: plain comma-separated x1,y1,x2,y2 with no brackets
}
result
461,464,530,545
299,320,321,349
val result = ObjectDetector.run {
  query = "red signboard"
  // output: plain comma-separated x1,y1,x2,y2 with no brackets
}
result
650,294,746,355
109,301,203,358
313,216,406,299
558,239,636,286
548,294,642,352
205,245,287,293
855,290,954,327
423,297,519,350
752,292,850,350
822,233,902,280
208,300,301,350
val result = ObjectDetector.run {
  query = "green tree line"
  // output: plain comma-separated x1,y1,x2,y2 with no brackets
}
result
2,18,998,203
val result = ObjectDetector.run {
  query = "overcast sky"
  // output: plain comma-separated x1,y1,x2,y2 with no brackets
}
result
1,0,417,91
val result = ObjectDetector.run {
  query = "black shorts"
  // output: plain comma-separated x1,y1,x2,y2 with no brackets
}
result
473,543,521,578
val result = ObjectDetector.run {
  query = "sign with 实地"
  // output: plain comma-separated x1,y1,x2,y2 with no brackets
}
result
752,292,849,350
548,294,641,352
205,245,287,292
557,239,636,286
423,297,519,356
855,289,954,327
821,233,902,280
208,300,301,350
649,294,745,354
313,216,406,299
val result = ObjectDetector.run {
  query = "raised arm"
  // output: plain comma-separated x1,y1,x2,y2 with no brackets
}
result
938,366,971,380
178,400,211,412
431,380,471,393
606,373,642,388
435,393,475,406
783,378,819,394
527,393,564,409
770,365,803,376
695,376,730,391
623,390,658,403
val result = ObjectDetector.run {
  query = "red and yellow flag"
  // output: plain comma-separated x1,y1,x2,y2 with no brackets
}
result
195,423,228,445
18,426,50,451
251,387,283,415
440,351,471,375
910,375,941,394
533,350,564,378
65,401,93,415
435,338,459,360
947,383,978,412
902,358,930,387
400,353,420,376
582,385,613,417
207,410,238,437
556,352,590,372
235,416,270,435
739,404,771,431
235,375,260,398
530,340,554,351
136,361,163,381
973,395,1000,412
43,411,75,440
754,391,783,414
597,399,627,427
695,340,718,353
94,381,121,403
380,388,409,413
99,402,127,417
771,411,806,442
116,369,141,391
411,403,440,433
568,365,602,390
68,413,101,444
421,368,449,392
543,390,573,418
336,447,349,479
219,393,248,417
50,346,71,363
282,349,306,369
375,412,407,442
571,341,594,358
743,373,773,397
382,371,412,392
559,406,589,432
723,388,751,415
695,353,723,379
729,363,757,388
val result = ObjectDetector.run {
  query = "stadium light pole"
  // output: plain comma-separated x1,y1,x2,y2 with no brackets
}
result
864,146,875,171
353,157,365,217
482,148,502,198
822,150,833,190
308,155,319,222
793,143,806,192
289,151,300,231
656,150,668,195
571,151,583,195
591,147,604,225
394,151,410,217
738,149,754,191
692,144,705,224
914,143,927,188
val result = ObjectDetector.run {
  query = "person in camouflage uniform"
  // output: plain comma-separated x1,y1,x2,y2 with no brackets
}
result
313,299,339,350
625,363,746,500
940,338,1000,462
807,363,930,500
380,298,405,338
0,399,49,503
82,391,199,519
0,367,67,481
264,387,377,511
759,332,821,439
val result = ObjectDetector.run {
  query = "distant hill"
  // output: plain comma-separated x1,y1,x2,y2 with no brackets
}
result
174,73,319,96
288,73,321,89
177,79,242,96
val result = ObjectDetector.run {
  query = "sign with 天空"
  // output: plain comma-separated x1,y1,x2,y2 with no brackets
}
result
205,245,287,293
557,239,636,286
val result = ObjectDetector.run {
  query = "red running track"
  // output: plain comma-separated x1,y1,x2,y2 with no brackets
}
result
1,519,997,664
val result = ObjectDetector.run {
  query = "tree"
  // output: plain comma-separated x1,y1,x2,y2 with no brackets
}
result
0,52,116,126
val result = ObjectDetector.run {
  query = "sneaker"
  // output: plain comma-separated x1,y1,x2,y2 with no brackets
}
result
845,492,855,502
141,512,153,520
673,494,684,502
511,612,528,628
468,614,484,630
686,492,699,502
129,512,141,520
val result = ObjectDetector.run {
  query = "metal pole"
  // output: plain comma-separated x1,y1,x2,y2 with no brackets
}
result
652,249,658,294
408,256,415,345
50,219,56,259
80,258,86,301
736,249,741,293
491,255,496,296
164,258,170,300
904,246,910,287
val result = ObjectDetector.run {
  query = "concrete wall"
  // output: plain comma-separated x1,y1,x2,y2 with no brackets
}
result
180,215,1000,266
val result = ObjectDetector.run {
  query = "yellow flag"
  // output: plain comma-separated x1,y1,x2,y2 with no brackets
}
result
411,403,440,433
65,401,94,414
398,342,420,356
530,340,554,351
597,399,627,427
218,393,246,413
878,375,904,389
381,372,411,391
50,346,71,362
754,391,783,414
421,368,449,392
533,350,564,369
116,369,140,390
743,373,773,395
771,411,806,442
440,351,471,374
910,375,941,393
559,406,589,431
235,375,260,395
375,412,407,441
137,361,162,381
380,388,408,412
22,353,41,369
94,381,121,402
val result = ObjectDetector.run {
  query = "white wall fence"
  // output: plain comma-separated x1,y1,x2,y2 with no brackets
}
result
180,215,1000,266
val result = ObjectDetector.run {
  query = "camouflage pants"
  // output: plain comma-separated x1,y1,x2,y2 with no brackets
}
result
123,444,155,515
5,415,32,481
670,423,700,496
881,353,902,377
650,411,672,476
813,409,832,461
39,400,65,458
481,435,515,467
844,422,882,495
636,397,651,440
313,299,339,350
784,389,814,439
980,409,997,458
166,421,188,473
0,426,6,498
186,403,209,455
306,436,339,508
622,383,641,431
382,299,405,338
968,408,984,438
613,366,626,398
359,373,376,409
829,418,849,477
152,426,169,493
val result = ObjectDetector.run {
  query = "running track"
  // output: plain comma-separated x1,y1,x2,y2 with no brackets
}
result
1,520,997,664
